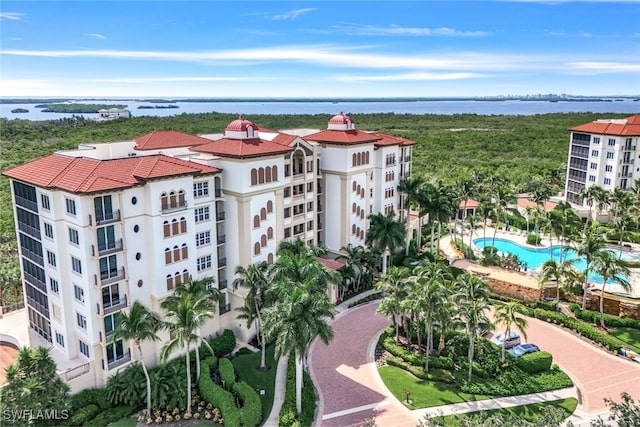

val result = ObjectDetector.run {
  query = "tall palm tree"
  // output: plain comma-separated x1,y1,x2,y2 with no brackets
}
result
263,275,335,416
366,211,406,274
271,247,341,296
477,201,495,242
539,258,576,307
398,176,424,255
233,261,271,370
591,251,630,327
453,274,491,382
577,185,600,229
375,266,410,341
466,214,480,257
494,302,528,362
160,292,216,413
337,244,376,293
112,301,162,416
416,182,437,253
456,178,476,245
572,222,606,309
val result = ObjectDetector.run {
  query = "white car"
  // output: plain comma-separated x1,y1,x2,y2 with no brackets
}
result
491,332,521,349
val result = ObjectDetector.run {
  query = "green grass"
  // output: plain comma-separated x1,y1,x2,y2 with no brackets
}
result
433,397,578,426
230,345,276,422
107,416,138,427
378,365,492,409
609,327,640,353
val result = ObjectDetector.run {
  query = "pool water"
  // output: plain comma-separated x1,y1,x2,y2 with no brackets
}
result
473,237,637,285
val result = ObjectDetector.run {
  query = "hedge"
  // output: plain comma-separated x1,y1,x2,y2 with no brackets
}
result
66,404,100,426
218,358,236,390
385,354,454,383
207,329,236,358
516,351,553,374
70,388,111,411
568,304,640,329
198,357,240,427
527,233,541,245
232,381,262,426
456,366,572,396
84,405,136,427
380,330,455,371
278,357,316,427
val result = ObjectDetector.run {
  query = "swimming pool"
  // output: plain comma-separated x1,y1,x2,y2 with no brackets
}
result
472,237,637,285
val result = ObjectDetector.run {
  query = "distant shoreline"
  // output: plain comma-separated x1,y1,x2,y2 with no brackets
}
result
2,96,639,105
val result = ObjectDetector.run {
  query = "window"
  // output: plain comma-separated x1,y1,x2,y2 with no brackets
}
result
44,223,54,239
65,198,76,215
593,137,600,144
267,200,273,213
195,207,210,223
608,138,616,146
194,181,209,197
196,231,211,247
52,304,61,320
267,227,273,239
79,340,90,357
589,175,596,182
604,178,611,185
284,208,291,218
104,313,119,335
55,332,64,348
73,284,84,302
41,194,50,210
254,242,261,255
590,162,598,169
261,235,267,247
76,313,87,329
166,275,174,291
607,152,614,159
71,257,82,274
47,251,56,267
251,169,258,185
591,150,599,157
260,208,267,221
50,278,59,294
197,255,212,272
605,165,613,172
107,340,124,365
69,228,79,245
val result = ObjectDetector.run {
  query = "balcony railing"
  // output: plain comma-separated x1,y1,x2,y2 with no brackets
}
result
217,234,226,245
216,211,226,221
21,249,44,267
107,350,131,371
98,294,128,316
161,201,188,214
623,158,635,165
95,267,125,286
217,257,227,267
18,222,41,240
292,173,305,181
215,188,222,198
218,280,228,290
94,239,123,257
405,155,412,162
95,210,121,225
219,303,231,315
15,196,39,213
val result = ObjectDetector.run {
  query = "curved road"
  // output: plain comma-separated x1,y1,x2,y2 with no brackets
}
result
309,301,640,427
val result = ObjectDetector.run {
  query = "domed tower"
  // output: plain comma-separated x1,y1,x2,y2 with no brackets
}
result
224,115,258,139
327,112,355,131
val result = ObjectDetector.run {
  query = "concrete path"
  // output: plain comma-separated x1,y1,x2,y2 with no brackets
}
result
263,355,289,427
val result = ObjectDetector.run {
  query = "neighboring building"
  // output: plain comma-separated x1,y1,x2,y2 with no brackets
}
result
97,108,131,121
565,114,640,216
2,113,414,392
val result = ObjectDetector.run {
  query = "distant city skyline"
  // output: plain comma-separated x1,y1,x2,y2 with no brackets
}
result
1,1,639,98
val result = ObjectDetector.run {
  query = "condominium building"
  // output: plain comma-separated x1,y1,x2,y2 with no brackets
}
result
2,113,414,391
565,114,640,210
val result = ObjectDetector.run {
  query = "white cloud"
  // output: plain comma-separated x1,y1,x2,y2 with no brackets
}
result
568,61,640,73
88,33,107,41
90,76,245,83
0,12,25,21
336,72,488,81
546,30,564,36
9,37,22,41
271,8,317,20
331,23,489,37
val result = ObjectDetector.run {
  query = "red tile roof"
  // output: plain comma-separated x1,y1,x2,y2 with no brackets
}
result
3,154,220,194
190,137,293,158
226,115,257,132
459,198,481,209
317,257,345,270
304,129,382,145
371,132,417,147
570,115,640,137
134,130,211,151
517,196,557,212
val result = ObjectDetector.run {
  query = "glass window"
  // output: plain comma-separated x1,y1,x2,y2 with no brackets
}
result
44,223,54,239
72,257,82,274
591,150,599,157
79,340,90,357
76,313,87,329
106,340,124,364
193,181,209,197
73,284,84,302
197,255,212,272
607,152,614,159
47,251,56,267
196,231,211,247
41,194,50,210
195,206,210,223
604,178,611,185
65,198,76,215
69,228,79,245
50,278,59,293
55,332,64,347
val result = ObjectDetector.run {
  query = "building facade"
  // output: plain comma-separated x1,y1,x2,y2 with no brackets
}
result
565,114,640,212
2,113,414,391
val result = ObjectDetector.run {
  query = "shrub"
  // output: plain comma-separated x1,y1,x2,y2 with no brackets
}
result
66,404,100,426
233,381,262,426
105,363,145,407
527,233,541,245
569,305,640,329
208,329,236,358
70,388,110,411
385,354,454,383
516,351,553,374
234,347,254,357
278,357,317,427
84,405,136,427
218,358,236,390
198,357,239,427
533,299,557,312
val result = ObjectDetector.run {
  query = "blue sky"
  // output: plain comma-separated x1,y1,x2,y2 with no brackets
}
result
1,1,639,98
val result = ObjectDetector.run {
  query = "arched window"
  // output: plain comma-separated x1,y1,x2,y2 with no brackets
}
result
173,245,180,261
260,208,267,220
267,200,273,213
265,166,272,183
174,271,182,286
272,165,278,181
267,253,274,264
163,221,170,237
352,224,356,234
356,227,361,236
361,188,365,198
353,181,357,191
166,274,173,291
180,217,187,233
261,235,267,247
171,218,179,235
357,152,362,166
365,151,370,164
181,243,188,260
254,242,261,255
356,206,361,216
352,203,357,213
251,169,257,186
267,227,273,239
258,168,265,184
361,211,365,219
254,215,260,228
169,191,177,208
178,190,185,206
352,153,357,166
360,230,364,240
357,184,361,194
160,192,168,210
181,269,189,284
165,248,172,264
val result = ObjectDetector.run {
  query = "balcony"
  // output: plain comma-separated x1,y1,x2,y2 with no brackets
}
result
405,155,412,162
219,303,231,315
215,188,222,198
95,267,125,286
98,294,128,316
161,201,188,214
18,222,41,240
21,248,44,267
107,349,131,371
94,239,123,257
293,192,305,201
95,210,121,226
623,158,635,165
218,280,228,290
216,211,226,221
15,196,38,213
217,257,227,267
217,234,226,245
292,173,305,182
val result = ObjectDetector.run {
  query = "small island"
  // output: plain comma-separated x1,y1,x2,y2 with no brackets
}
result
35,103,128,113
11,108,29,113
137,105,180,109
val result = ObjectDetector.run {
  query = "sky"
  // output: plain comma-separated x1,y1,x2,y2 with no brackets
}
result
1,0,639,98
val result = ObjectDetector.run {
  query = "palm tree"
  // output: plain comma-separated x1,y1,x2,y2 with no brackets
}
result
494,302,528,362
161,292,217,413
366,211,406,274
572,222,606,309
456,178,476,245
466,214,480,257
398,176,424,255
112,301,161,416
263,275,335,416
233,261,271,370
337,244,376,294
523,205,536,234
453,273,491,382
539,258,576,307
271,246,341,296
591,251,631,327
375,266,410,341
577,185,600,229
477,201,495,242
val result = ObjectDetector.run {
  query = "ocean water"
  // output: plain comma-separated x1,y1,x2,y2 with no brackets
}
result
2,98,639,121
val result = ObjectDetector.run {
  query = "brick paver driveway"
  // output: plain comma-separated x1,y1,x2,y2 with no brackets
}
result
309,300,640,426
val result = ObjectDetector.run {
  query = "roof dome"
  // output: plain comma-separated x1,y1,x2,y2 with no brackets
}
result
328,112,355,131
225,115,258,139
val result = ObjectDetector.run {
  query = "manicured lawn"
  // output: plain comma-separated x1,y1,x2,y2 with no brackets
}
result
231,346,276,421
378,365,492,409
107,416,138,427
434,397,578,426
609,327,640,353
